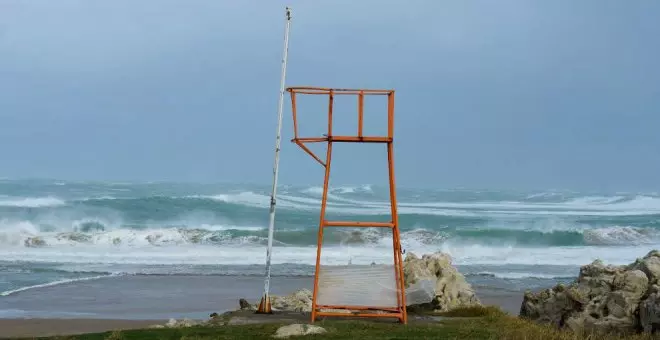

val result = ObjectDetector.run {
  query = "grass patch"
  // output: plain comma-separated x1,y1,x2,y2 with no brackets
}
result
22,306,660,340
433,305,506,318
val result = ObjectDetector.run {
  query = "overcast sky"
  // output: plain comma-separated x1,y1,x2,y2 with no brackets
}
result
0,0,658,192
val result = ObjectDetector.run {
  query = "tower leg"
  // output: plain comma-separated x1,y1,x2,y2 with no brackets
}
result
387,140,407,324
311,141,333,323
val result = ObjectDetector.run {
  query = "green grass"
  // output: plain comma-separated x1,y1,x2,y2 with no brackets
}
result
29,306,660,340
434,305,506,318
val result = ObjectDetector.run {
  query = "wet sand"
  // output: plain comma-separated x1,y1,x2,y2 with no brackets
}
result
0,319,163,338
0,274,526,338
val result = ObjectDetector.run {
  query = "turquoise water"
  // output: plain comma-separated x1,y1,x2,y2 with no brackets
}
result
1,179,658,297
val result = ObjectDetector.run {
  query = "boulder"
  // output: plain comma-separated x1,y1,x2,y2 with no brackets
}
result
239,289,314,312
403,252,481,312
272,324,326,338
520,250,660,335
630,250,660,284
239,298,253,310
640,286,660,333
271,289,313,312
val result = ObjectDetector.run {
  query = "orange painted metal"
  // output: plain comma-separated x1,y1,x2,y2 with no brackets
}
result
286,86,407,324
323,221,394,227
317,305,400,311
292,136,393,143
317,312,404,318
358,90,364,138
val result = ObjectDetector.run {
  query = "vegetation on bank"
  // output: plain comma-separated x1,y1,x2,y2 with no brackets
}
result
30,306,660,340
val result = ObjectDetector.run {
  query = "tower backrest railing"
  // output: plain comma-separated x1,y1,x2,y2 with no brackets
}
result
288,87,394,146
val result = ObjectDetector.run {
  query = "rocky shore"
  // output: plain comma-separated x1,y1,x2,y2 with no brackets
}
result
520,249,660,335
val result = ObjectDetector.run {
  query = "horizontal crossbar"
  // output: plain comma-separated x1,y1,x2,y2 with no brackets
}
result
323,221,394,228
290,90,390,96
287,87,393,95
292,136,392,143
316,312,404,319
317,305,401,312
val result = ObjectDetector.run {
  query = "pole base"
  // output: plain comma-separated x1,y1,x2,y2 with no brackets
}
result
255,294,273,314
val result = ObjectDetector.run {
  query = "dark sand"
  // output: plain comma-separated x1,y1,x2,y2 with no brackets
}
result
0,319,163,339
0,274,526,338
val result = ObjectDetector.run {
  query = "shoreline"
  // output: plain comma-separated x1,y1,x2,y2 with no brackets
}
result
0,273,529,338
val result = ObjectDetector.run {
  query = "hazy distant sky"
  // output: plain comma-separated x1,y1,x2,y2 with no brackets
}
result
0,1,658,192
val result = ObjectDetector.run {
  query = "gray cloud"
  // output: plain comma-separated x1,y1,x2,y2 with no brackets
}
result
0,0,658,192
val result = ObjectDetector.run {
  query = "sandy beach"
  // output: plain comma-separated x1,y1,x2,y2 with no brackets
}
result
0,318,163,338
0,274,527,338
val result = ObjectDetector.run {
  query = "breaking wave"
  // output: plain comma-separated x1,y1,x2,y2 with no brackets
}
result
1,219,658,249
2,180,660,290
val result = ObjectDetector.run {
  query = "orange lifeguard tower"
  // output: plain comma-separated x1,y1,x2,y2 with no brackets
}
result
286,86,407,324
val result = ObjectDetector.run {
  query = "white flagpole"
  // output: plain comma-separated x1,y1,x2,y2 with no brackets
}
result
257,6,292,314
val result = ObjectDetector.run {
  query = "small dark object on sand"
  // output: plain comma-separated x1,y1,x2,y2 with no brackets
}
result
239,298,252,310
209,312,219,318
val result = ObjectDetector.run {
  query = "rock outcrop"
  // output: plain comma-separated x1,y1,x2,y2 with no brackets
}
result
239,289,314,312
239,298,252,310
520,250,660,335
271,289,314,312
403,252,481,312
238,251,480,313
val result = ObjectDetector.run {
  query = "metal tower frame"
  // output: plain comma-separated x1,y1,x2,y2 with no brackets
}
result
286,86,407,324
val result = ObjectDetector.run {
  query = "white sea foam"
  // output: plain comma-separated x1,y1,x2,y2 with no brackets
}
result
471,271,571,279
205,191,386,215
0,216,655,249
582,226,657,245
305,193,660,217
302,185,373,195
209,191,314,210
181,189,660,218
0,218,272,247
564,196,626,205
1,240,656,270
0,197,66,208
437,243,656,267
525,192,564,199
0,274,118,297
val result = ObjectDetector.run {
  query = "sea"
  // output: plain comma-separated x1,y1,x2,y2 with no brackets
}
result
1,179,659,301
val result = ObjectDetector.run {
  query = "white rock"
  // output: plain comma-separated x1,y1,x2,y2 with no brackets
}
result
272,324,326,338
403,252,481,311
164,318,198,328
